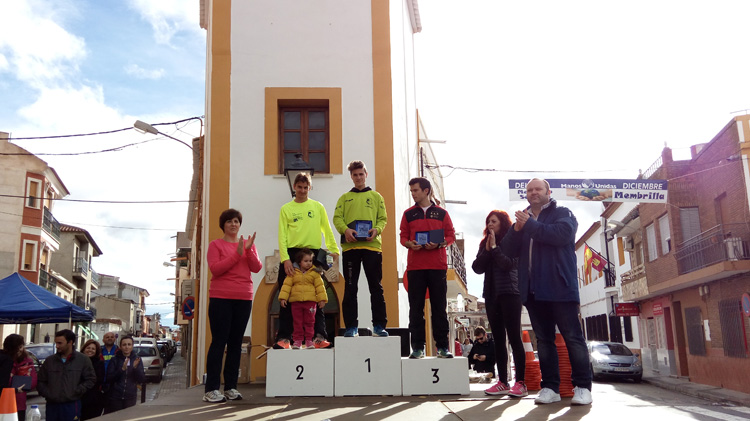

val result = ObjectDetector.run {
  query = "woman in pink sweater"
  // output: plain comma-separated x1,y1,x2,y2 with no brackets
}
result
202,208,262,403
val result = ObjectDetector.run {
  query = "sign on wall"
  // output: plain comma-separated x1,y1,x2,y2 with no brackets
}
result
615,302,640,317
509,179,668,203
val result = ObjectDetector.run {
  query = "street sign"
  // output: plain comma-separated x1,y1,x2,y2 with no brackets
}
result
653,302,663,316
182,296,195,320
615,302,640,317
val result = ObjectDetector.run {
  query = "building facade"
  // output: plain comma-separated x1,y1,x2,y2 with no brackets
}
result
609,116,750,394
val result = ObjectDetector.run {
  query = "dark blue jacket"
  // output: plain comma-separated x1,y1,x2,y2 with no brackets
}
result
105,351,146,402
500,199,579,303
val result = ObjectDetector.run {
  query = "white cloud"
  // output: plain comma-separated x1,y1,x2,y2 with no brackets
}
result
124,63,165,80
0,0,86,89
0,53,8,71
127,0,201,45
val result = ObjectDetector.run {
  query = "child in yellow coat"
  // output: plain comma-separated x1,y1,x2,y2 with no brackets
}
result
279,248,328,349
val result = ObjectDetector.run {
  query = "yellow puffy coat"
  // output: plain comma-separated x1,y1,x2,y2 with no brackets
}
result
279,267,327,303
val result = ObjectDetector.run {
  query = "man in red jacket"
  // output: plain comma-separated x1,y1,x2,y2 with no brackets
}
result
399,177,456,359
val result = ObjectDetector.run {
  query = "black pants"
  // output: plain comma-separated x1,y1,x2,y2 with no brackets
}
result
205,297,252,393
342,249,387,328
407,269,449,350
486,294,525,383
275,247,328,342
103,397,136,415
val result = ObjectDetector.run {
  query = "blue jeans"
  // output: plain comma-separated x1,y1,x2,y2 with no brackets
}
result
525,296,591,393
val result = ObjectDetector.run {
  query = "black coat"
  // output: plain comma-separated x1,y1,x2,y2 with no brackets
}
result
472,242,519,298
467,339,496,374
105,351,146,402
81,357,105,420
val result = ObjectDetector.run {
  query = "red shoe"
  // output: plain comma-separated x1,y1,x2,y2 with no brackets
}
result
484,382,510,396
314,338,331,349
508,381,528,398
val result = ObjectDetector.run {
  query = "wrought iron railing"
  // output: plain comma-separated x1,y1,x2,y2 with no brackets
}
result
620,264,646,284
447,243,467,285
675,223,750,275
73,257,89,276
42,207,61,241
39,269,57,293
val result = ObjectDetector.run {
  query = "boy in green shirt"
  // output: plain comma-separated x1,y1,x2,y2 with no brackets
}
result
275,172,340,349
333,161,388,337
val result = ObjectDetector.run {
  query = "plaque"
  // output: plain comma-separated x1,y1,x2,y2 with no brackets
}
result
415,231,429,245
354,220,373,240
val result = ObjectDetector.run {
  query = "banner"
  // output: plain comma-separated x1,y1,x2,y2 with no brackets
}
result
509,179,668,203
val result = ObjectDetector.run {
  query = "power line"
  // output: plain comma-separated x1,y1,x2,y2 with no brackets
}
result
0,194,195,204
0,210,182,231
3,116,203,141
0,139,158,156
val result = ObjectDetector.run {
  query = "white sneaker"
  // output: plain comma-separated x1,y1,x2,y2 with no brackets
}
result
224,388,242,400
571,386,592,405
534,387,561,404
203,390,226,403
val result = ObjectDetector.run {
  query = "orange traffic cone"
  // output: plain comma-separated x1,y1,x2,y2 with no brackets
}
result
0,388,17,421
522,331,542,391
555,333,575,398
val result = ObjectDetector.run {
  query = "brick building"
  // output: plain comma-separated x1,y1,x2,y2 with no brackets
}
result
612,115,750,394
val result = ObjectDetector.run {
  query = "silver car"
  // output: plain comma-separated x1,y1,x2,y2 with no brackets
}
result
133,344,164,383
588,341,642,383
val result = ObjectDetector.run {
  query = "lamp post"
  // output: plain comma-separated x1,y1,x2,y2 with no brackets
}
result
134,120,194,150
284,153,314,198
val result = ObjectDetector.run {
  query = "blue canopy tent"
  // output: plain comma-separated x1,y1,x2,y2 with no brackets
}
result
0,272,94,324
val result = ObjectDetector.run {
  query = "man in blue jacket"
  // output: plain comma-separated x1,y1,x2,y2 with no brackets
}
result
501,178,592,406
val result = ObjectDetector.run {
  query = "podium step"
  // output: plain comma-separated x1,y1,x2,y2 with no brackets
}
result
401,356,470,396
265,348,334,397
334,336,402,396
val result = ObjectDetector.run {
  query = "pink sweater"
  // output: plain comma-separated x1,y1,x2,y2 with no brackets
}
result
207,239,263,300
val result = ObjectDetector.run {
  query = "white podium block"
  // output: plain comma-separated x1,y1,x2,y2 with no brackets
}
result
265,349,334,397
334,336,402,396
401,357,470,396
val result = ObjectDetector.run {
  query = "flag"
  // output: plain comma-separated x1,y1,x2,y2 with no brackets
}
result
591,249,607,272
584,245,593,277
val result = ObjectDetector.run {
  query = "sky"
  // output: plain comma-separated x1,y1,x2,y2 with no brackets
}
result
2,0,750,319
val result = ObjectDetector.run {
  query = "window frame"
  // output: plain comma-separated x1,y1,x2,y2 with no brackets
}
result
22,240,38,271
278,107,331,173
646,223,658,261
26,178,42,209
658,214,671,255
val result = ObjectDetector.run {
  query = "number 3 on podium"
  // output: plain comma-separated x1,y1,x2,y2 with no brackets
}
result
432,368,439,384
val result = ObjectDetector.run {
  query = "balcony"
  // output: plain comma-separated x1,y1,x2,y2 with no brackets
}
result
38,269,57,293
42,207,61,241
675,224,750,275
447,243,467,286
91,269,100,288
73,257,89,279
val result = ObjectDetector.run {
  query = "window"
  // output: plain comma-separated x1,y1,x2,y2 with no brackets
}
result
685,307,706,356
279,107,329,173
264,87,342,175
658,215,671,255
26,178,42,209
679,207,701,244
719,299,747,358
22,241,37,271
646,224,657,261
623,316,633,342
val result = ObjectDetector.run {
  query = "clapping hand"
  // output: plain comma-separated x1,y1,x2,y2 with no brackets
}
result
236,232,257,256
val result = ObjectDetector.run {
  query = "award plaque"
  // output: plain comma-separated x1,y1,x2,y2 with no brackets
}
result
415,231,429,245
354,220,373,240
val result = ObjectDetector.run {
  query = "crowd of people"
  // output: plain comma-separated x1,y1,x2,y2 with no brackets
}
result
1,328,156,421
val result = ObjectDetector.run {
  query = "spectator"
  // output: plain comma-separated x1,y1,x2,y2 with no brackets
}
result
4,334,36,421
104,336,145,414
80,339,105,420
467,327,496,377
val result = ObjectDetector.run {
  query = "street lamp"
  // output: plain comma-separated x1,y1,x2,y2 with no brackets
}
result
134,120,194,150
163,262,175,267
284,153,314,198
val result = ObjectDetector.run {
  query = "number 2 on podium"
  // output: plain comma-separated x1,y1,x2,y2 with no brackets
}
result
296,365,304,380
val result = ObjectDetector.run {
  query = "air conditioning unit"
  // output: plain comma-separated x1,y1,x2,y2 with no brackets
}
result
624,238,635,252
725,238,749,261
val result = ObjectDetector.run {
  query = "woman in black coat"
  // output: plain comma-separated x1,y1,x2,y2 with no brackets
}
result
104,336,146,414
80,339,105,419
472,210,527,398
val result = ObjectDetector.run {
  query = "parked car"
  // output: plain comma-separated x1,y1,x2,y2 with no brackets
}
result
588,341,642,382
26,343,56,373
156,342,171,363
133,343,164,383
176,341,181,346
157,340,175,361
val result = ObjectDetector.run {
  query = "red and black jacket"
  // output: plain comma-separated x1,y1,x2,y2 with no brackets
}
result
399,203,456,270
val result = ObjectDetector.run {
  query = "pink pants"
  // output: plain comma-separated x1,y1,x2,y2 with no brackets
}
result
291,301,317,344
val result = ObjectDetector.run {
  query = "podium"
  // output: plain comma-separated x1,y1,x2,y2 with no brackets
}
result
264,337,470,397
265,348,334,397
334,336,402,396
401,356,470,396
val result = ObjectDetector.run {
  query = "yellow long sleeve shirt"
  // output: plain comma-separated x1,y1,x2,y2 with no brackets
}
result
278,199,340,262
